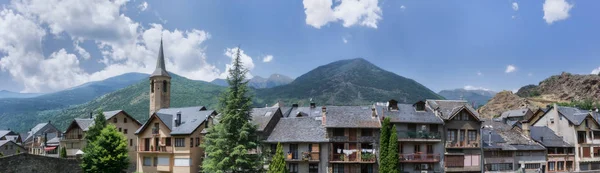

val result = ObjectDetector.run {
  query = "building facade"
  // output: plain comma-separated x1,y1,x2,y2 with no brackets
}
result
23,121,61,156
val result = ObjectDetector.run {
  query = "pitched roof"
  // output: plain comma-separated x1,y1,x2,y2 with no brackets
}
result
74,118,95,131
25,122,60,142
324,106,380,128
0,130,17,138
426,100,480,120
482,120,545,151
251,107,280,132
151,39,170,77
530,126,572,147
556,106,599,125
136,106,214,135
501,108,529,119
104,110,122,120
266,117,327,143
284,106,322,118
375,104,444,124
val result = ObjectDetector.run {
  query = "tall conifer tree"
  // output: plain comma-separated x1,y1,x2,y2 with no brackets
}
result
378,117,391,172
267,143,288,173
202,47,260,173
385,125,399,173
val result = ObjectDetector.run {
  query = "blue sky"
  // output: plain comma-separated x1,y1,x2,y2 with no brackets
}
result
0,0,598,93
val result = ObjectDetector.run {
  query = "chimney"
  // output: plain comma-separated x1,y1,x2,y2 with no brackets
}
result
48,120,51,124
521,120,530,138
321,106,327,126
540,137,544,142
310,102,316,108
371,107,377,118
89,112,93,119
176,111,182,127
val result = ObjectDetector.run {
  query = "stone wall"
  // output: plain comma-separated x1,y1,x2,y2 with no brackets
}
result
0,153,82,173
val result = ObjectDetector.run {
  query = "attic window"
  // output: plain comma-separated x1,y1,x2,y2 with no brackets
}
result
414,101,426,111
550,118,554,124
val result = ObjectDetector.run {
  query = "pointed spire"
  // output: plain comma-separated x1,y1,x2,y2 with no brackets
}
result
151,37,170,77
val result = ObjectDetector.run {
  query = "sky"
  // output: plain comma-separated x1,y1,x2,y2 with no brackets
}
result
0,0,599,94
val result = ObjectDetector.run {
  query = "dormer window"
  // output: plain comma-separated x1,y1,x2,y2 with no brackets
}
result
388,99,399,111
414,101,426,111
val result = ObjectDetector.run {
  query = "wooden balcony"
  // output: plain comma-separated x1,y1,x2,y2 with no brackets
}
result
286,152,319,162
445,141,480,148
329,152,376,163
399,153,440,163
397,131,442,142
138,145,173,153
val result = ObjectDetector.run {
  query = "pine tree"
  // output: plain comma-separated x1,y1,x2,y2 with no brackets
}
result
60,146,67,158
80,124,129,173
385,125,399,173
85,110,107,144
378,117,391,173
202,47,260,173
267,143,288,173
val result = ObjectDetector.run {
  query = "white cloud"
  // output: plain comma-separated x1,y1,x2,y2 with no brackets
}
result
0,0,222,92
262,55,273,63
138,1,148,12
512,2,519,11
464,85,491,91
505,65,517,73
342,37,348,43
477,71,483,76
592,67,600,75
400,5,406,10
543,0,573,24
303,0,382,29
220,47,255,79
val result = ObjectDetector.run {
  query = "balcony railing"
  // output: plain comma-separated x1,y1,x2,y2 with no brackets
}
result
399,153,440,162
397,131,442,140
138,145,173,153
286,152,319,162
152,127,160,135
330,152,376,163
446,141,479,148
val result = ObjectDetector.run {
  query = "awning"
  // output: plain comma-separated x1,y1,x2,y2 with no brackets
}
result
75,150,84,155
44,146,57,151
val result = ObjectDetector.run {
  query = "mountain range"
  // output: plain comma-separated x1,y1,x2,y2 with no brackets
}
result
0,58,443,132
0,90,43,99
210,73,293,89
437,89,496,108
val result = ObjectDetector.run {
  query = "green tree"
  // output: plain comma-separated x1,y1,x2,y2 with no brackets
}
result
202,47,260,173
378,117,391,173
267,143,288,173
85,110,107,144
60,146,67,158
16,148,20,154
80,125,129,173
384,125,399,173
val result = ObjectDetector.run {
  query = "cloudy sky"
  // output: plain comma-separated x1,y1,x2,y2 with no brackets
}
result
0,0,598,93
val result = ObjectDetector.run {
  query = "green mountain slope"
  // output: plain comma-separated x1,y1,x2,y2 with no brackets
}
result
48,74,225,130
255,58,443,106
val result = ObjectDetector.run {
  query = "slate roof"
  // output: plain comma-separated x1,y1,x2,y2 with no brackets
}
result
0,130,14,138
0,140,14,147
25,122,60,142
375,104,444,124
482,119,545,151
266,117,327,143
251,107,280,132
501,108,529,119
426,100,480,120
324,106,380,128
136,106,215,135
104,110,122,120
74,118,95,131
530,126,572,147
285,106,322,118
556,106,598,125
151,39,170,77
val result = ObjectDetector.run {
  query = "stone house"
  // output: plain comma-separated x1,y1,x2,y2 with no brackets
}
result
0,140,25,156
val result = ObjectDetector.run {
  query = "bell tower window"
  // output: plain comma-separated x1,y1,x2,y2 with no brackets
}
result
163,80,167,92
151,80,154,93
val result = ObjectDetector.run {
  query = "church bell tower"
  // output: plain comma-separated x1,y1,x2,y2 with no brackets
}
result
149,39,171,116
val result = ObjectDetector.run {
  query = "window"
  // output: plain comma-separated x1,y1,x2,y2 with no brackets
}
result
150,81,154,93
586,119,589,128
196,137,200,147
174,158,191,166
309,164,318,173
426,144,433,154
143,157,152,166
361,129,372,136
488,163,512,171
416,164,433,170
550,118,555,124
190,138,193,148
124,129,128,134
430,124,438,132
560,115,563,120
124,118,128,123
175,138,185,147
153,157,158,166
459,130,465,141
166,137,171,146
288,163,298,173
290,144,298,159
414,145,421,153
333,164,344,173
205,121,209,128
113,118,117,123
361,164,373,173
448,129,457,142
333,129,345,136
549,162,555,171
162,80,167,92
399,143,403,153
468,130,477,141
594,131,600,139
118,128,122,132
558,161,564,170
129,139,133,146
516,152,523,156
157,157,169,166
